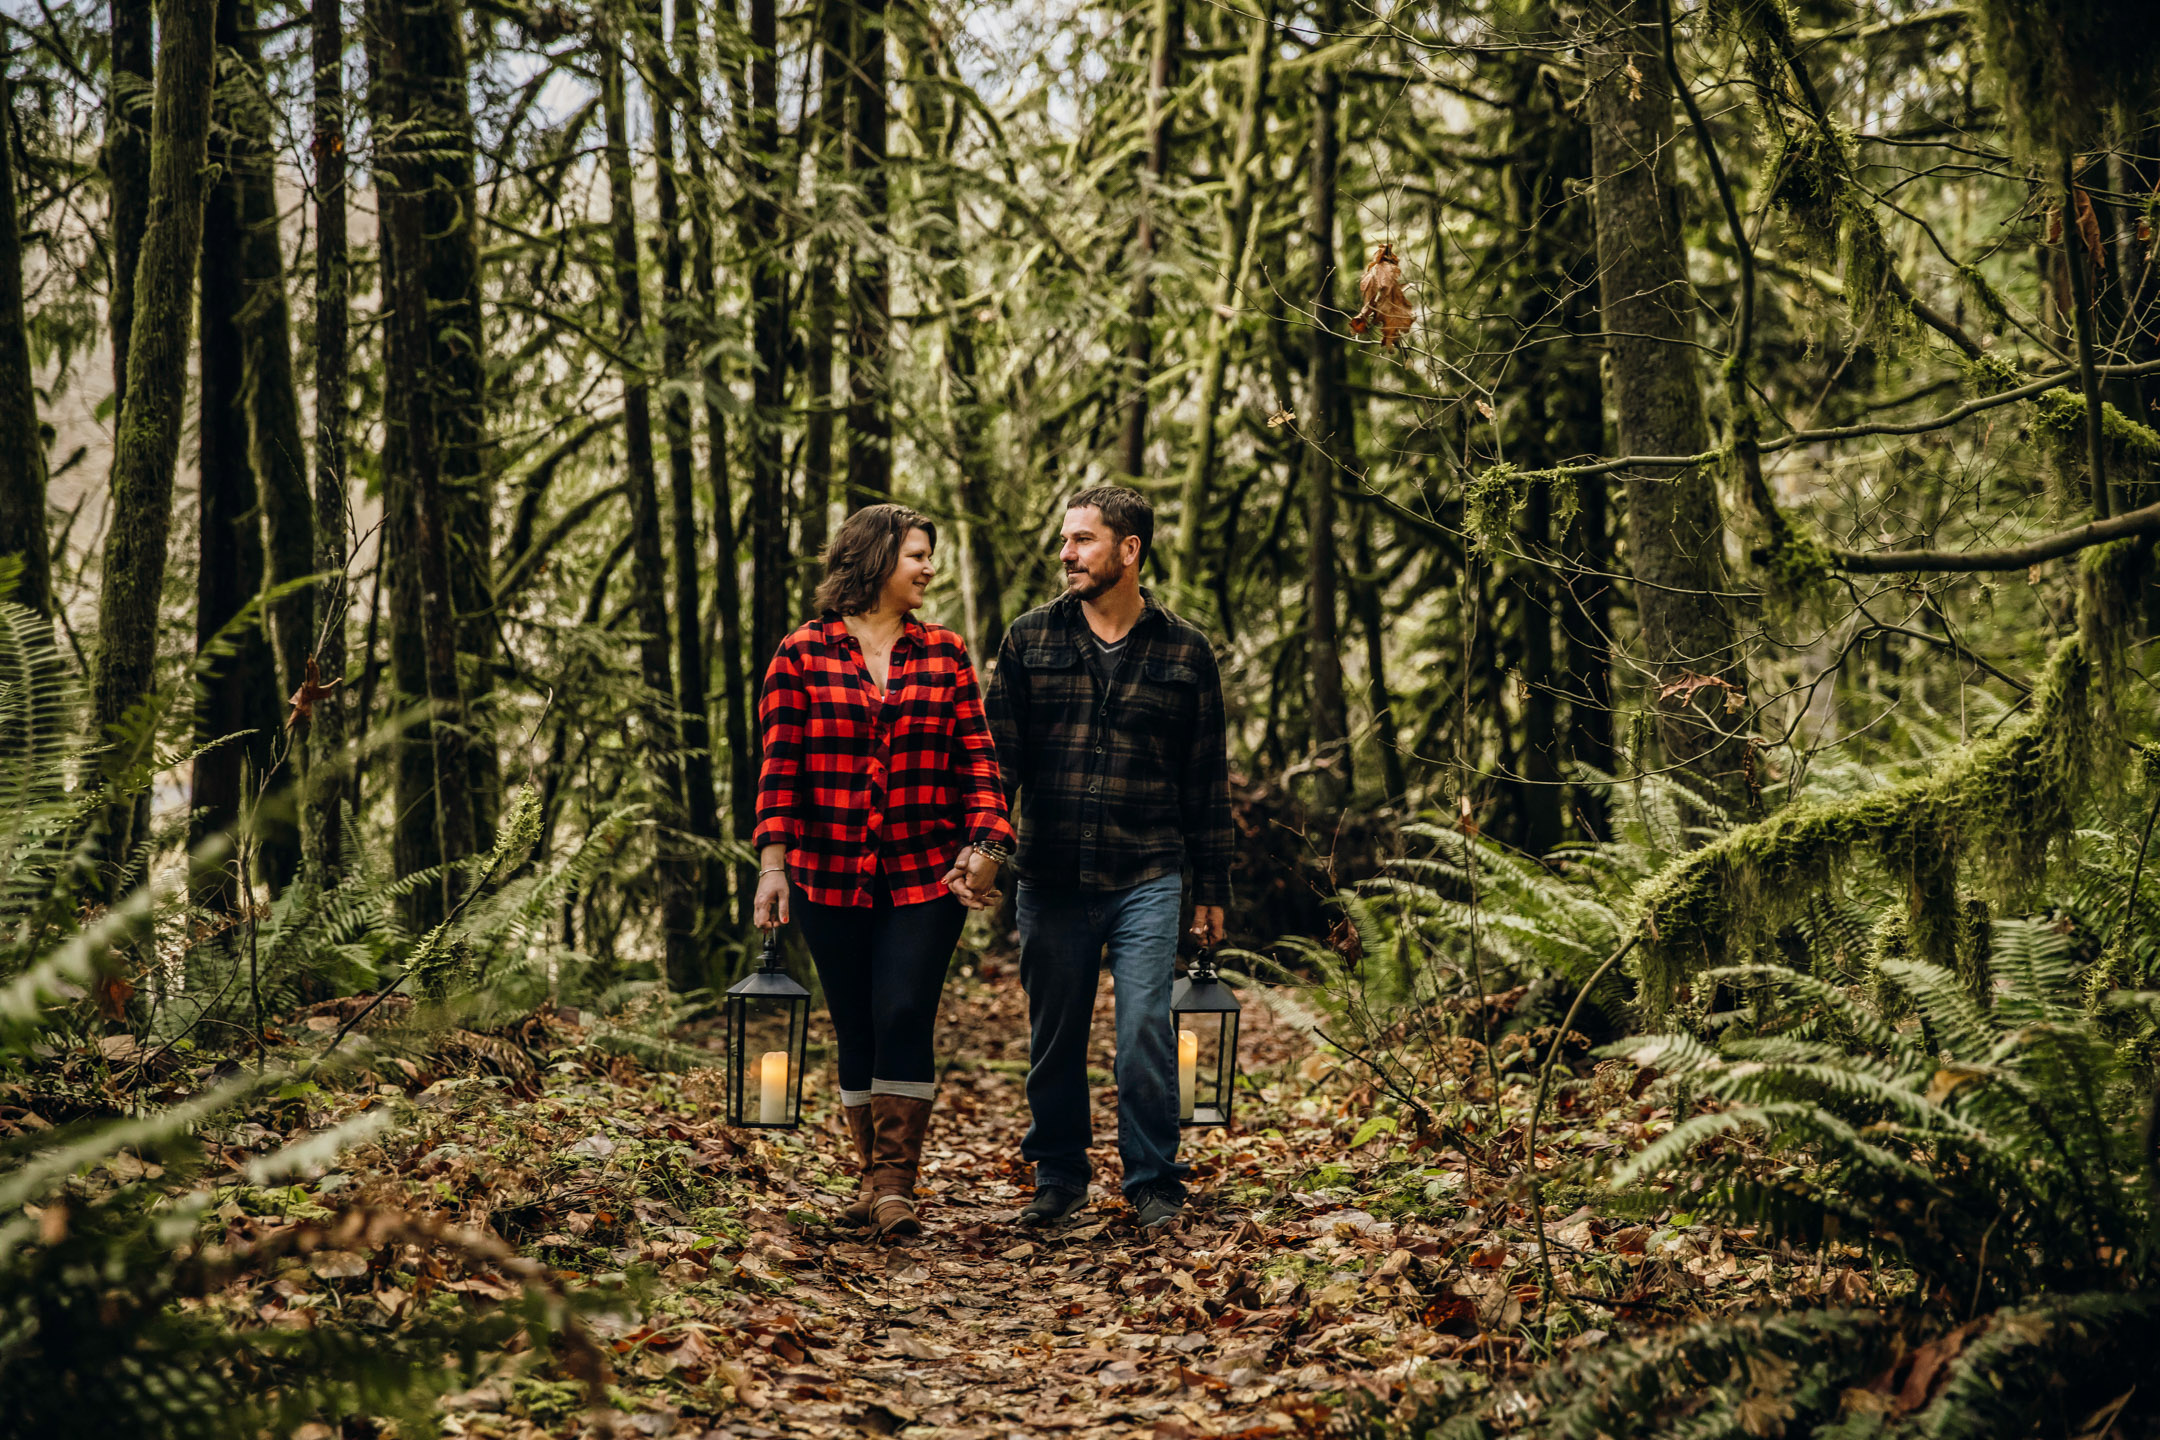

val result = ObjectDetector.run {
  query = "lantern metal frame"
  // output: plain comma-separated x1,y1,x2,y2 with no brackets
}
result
1170,948,1241,1129
724,931,811,1129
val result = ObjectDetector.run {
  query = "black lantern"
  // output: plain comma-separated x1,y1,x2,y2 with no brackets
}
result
725,932,810,1129
1170,949,1241,1128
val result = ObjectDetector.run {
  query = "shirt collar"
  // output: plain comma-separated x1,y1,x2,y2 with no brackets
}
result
820,612,928,649
1056,587,1164,636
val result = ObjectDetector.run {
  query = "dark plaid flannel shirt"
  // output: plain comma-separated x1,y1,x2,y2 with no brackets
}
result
984,591,1232,906
755,615,1014,909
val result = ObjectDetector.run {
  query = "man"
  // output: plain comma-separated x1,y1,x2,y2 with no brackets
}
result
979,485,1232,1232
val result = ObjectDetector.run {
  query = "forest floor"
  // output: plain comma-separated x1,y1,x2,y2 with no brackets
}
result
101,961,1882,1439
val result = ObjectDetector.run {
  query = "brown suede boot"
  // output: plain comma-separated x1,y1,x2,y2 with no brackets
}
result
840,1104,875,1227
868,1093,933,1238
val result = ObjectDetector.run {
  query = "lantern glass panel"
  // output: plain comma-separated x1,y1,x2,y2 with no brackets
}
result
1171,966,1242,1129
726,970,809,1129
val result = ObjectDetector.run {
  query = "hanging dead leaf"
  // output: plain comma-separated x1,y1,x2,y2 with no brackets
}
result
2046,204,2064,245
2073,188,2106,271
1623,58,1644,101
94,972,136,1020
1349,243,1414,348
1267,408,1296,428
286,655,342,731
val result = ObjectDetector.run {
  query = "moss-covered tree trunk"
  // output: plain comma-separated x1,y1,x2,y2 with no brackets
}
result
1303,1,1352,809
1117,0,1181,479
903,28,1004,658
600,25,698,991
680,0,756,923
190,0,285,912
1173,2,1271,600
743,0,790,675
1586,0,1743,808
91,0,217,867
0,67,50,619
373,0,485,922
105,0,154,420
304,0,351,891
844,0,891,503
800,0,847,617
649,6,724,949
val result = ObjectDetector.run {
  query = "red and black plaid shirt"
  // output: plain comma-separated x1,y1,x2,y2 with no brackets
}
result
755,615,1014,908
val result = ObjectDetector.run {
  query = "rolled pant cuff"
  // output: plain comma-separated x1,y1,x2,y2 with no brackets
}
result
869,1078,937,1100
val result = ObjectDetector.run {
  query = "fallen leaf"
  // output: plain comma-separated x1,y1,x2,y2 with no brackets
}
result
309,1249,370,1279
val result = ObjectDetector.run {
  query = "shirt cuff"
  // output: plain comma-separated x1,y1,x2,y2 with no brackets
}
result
966,813,1015,849
752,817,798,850
1192,871,1230,908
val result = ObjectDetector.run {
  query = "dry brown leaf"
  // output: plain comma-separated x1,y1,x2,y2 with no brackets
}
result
285,654,342,731
2073,187,2106,271
1349,243,1414,348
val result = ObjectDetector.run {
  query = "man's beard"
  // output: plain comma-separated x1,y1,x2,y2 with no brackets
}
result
1063,554,1125,601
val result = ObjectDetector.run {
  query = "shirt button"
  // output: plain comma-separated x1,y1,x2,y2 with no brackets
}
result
1088,782,1099,793
1082,827,1094,838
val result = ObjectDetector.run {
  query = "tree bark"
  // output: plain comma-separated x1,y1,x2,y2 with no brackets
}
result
679,0,756,922
1586,0,1743,807
106,0,154,419
0,66,51,619
744,0,791,674
1173,2,1270,598
191,0,284,912
1303,0,1352,808
600,22,698,990
650,2,724,947
305,0,352,890
372,0,484,920
1118,0,1183,479
903,29,1004,657
91,0,217,867
801,0,848,614
844,0,891,503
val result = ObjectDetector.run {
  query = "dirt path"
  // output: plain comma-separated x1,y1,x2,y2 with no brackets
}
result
394,962,1490,1439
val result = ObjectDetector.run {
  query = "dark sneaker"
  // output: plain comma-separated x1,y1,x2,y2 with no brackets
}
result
1015,1185,1089,1228
1132,1185,1184,1233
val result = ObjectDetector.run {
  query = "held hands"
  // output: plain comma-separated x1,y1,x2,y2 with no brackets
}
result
941,845,1004,910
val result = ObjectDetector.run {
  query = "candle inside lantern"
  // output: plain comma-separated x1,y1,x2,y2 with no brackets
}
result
1177,1028,1199,1121
759,1050,790,1124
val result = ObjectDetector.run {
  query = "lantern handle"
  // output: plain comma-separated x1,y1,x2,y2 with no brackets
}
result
1189,945,1219,984
758,928,784,973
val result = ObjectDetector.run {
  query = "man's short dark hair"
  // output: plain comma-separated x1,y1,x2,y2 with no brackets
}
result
1066,485,1154,567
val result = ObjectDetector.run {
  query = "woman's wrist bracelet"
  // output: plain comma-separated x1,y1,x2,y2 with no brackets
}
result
759,867,786,876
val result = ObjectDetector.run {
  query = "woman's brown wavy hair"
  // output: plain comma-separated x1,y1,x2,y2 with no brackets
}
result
812,503,939,617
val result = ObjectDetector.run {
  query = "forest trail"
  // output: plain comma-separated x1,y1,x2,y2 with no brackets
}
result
400,964,1496,1439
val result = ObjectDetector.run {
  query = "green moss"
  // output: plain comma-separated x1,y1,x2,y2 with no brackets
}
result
1966,351,2025,398
1633,638,2094,1011
1463,463,1577,554
2033,389,2160,509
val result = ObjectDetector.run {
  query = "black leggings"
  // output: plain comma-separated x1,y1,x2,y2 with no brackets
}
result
794,885,967,1099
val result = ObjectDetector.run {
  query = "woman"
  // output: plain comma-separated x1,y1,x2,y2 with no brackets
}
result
753,504,1010,1237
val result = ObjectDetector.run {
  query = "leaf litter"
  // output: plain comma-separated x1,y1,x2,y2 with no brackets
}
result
32,955,1891,1437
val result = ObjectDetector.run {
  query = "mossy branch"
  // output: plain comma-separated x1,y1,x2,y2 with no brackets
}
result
1632,638,2094,1011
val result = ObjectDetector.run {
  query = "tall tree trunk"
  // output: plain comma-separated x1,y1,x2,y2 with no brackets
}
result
1173,2,1270,598
650,3,724,946
800,0,848,613
680,0,756,922
0,66,51,619
234,0,306,892
1118,0,1182,479
373,0,484,919
1586,0,1743,807
844,0,891,503
744,0,790,675
903,29,1003,656
305,0,351,890
1303,0,1351,808
600,23,698,990
91,0,217,868
191,0,283,911
106,0,154,419
1351,497,1404,800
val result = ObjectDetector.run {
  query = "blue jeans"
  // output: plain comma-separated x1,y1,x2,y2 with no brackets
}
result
1017,873,1189,1200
